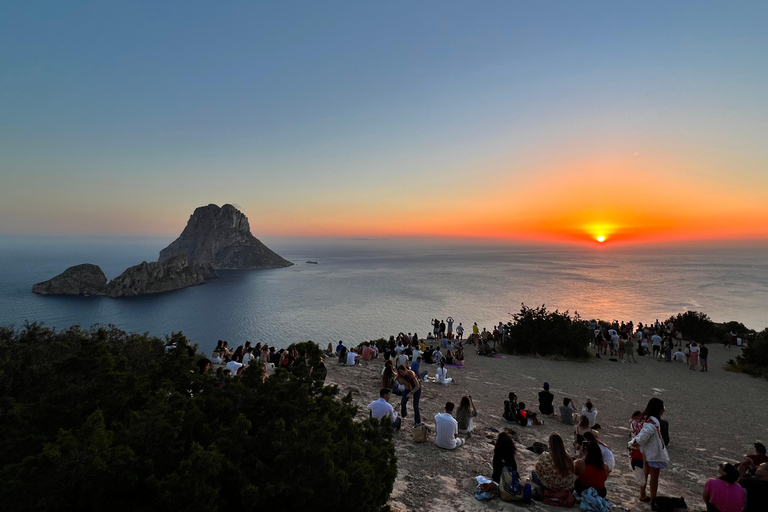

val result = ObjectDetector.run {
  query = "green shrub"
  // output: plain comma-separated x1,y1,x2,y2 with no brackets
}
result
736,328,768,378
502,304,591,359
665,311,719,343
0,323,396,512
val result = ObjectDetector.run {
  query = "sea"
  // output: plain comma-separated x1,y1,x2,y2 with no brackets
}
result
1,236,766,355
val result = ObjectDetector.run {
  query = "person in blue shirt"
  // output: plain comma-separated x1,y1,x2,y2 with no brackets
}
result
411,356,428,380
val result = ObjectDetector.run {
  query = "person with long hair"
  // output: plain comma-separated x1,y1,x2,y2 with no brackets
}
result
532,433,575,492
381,359,396,390
492,432,517,483
629,397,670,504
456,395,477,436
574,414,592,451
574,441,608,497
703,462,745,512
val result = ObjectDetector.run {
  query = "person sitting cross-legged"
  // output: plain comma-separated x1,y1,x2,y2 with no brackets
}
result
435,402,465,450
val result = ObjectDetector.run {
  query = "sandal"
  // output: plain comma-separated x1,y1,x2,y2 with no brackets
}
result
639,497,650,503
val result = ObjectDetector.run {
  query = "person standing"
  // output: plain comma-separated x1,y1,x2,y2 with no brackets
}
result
472,322,479,337
435,402,465,449
396,365,422,426
689,341,700,370
629,398,670,504
446,317,454,337
456,322,464,339
700,344,709,372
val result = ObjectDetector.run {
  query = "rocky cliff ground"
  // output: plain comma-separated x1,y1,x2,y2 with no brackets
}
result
159,203,293,269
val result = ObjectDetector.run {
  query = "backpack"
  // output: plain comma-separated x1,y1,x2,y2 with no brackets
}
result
499,467,524,502
527,441,549,454
542,488,575,508
652,496,687,512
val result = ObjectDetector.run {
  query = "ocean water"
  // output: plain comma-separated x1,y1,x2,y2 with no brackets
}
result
1,236,766,354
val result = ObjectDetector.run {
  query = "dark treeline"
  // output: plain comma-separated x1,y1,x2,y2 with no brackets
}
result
0,324,396,512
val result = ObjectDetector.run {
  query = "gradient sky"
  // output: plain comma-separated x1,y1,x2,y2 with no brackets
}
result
2,1,767,244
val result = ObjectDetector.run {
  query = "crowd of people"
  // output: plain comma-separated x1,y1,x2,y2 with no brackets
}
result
201,316,764,509
353,317,765,510
589,318,712,371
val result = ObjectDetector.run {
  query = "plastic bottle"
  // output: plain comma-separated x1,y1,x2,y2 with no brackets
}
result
523,477,532,505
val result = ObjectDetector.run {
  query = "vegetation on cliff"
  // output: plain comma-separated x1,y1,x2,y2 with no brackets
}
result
0,324,396,511
502,304,592,359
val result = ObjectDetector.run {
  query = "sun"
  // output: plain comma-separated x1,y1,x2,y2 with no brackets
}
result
596,235,605,243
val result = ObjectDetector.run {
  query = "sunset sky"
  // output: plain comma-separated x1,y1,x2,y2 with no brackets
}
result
2,2,767,244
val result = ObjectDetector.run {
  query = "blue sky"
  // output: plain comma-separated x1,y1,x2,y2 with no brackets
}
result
2,2,767,241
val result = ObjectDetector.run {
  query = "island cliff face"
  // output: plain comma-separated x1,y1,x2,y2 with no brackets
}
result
159,204,293,270
32,264,108,296
107,254,216,297
32,203,291,297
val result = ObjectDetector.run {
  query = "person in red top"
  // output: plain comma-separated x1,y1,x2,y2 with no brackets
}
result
574,441,608,498
747,443,768,466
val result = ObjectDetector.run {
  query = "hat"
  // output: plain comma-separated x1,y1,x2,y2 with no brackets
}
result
543,382,549,390
755,442,766,453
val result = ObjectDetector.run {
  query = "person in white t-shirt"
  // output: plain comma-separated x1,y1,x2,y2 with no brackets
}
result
435,362,452,385
582,399,600,429
674,349,685,362
651,334,662,358
397,351,409,369
367,388,401,430
346,349,359,366
435,402,465,449
225,358,243,376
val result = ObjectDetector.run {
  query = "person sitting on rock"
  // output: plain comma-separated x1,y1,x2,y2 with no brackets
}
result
435,362,453,385
367,388,401,430
503,392,519,423
538,382,555,415
434,402,465,450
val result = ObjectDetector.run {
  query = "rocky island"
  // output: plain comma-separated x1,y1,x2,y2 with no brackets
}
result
32,204,292,297
159,203,293,269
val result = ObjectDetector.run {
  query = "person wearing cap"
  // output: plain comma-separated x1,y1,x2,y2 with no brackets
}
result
538,382,555,415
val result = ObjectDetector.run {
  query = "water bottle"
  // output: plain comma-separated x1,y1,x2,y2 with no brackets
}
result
523,477,532,505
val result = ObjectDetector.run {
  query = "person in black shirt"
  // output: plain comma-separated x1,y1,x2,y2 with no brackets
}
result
492,432,518,483
539,382,555,415
700,344,709,372
739,463,768,512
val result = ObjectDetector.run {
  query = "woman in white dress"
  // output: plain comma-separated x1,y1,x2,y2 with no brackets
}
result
435,362,452,385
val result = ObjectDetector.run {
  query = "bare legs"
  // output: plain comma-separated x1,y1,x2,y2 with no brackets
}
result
640,463,661,501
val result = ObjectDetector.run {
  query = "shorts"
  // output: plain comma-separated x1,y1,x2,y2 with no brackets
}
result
647,461,668,470
700,358,707,364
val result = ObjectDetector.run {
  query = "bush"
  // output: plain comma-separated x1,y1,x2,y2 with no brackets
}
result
665,311,719,343
0,323,396,512
735,328,768,378
502,304,591,359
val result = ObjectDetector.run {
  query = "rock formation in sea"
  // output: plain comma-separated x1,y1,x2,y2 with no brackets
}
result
159,203,293,270
32,264,109,296
107,254,217,298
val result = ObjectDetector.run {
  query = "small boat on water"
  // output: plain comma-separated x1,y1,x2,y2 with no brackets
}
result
306,261,318,264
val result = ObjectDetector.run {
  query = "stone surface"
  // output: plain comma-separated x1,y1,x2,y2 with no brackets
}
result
159,204,293,270
32,264,108,296
107,254,217,298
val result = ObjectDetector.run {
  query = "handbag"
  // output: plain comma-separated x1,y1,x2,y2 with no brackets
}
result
542,488,575,507
499,467,524,502
413,424,429,443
